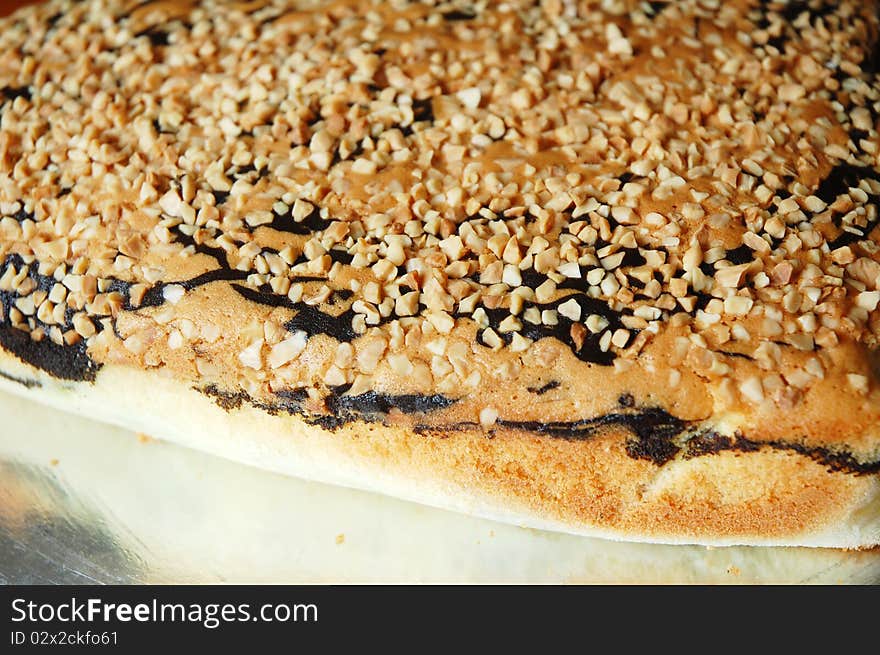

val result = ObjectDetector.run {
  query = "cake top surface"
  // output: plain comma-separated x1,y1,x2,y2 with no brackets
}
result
1,0,879,460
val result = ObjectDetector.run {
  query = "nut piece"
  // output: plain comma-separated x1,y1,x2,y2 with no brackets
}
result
714,264,750,288
723,296,754,316
268,331,308,369
739,377,764,404
238,339,264,370
557,298,582,321
847,374,869,395
856,291,880,311
479,407,499,426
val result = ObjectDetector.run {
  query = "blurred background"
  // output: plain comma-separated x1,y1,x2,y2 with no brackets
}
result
1,1,35,18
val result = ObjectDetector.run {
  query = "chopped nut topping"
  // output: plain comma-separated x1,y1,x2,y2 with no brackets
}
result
0,0,877,423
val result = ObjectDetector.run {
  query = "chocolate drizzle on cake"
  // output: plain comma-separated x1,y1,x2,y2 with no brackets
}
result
441,9,477,22
192,382,880,476
0,255,102,381
1,85,31,103
683,431,880,476
0,321,99,382
528,380,560,395
325,389,457,423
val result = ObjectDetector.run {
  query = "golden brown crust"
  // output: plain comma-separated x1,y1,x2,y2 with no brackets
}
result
1,0,880,545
